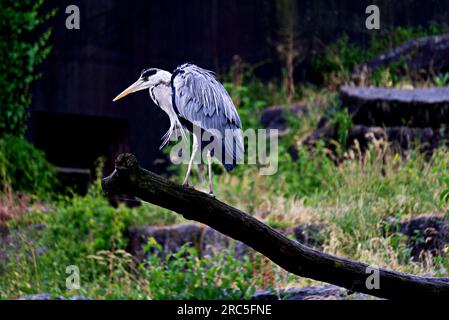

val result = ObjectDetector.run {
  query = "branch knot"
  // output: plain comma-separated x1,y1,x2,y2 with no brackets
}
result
115,153,139,172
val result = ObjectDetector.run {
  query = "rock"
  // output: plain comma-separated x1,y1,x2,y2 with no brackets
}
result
302,117,335,147
340,86,449,128
127,221,331,261
0,223,46,268
285,223,327,250
303,86,449,153
260,104,307,135
200,226,248,258
348,125,444,154
127,223,202,260
252,285,375,300
126,223,249,260
352,34,449,81
384,214,449,259
305,120,449,154
304,85,449,155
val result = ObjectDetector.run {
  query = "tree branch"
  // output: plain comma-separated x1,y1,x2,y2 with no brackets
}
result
102,153,449,300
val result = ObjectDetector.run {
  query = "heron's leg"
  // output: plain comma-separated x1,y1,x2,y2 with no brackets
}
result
182,134,198,187
207,149,214,197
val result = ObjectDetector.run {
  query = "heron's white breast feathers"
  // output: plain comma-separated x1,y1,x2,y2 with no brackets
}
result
149,83,188,149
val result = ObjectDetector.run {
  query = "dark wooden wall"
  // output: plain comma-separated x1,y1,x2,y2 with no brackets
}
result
28,0,449,174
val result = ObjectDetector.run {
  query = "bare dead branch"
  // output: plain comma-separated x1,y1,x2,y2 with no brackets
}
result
102,153,449,300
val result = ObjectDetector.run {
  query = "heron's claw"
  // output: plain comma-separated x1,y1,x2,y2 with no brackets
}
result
182,182,195,190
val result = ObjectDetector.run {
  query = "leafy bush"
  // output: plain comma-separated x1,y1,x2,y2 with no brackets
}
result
368,23,449,55
224,79,269,129
0,135,55,196
314,23,449,85
277,141,338,198
136,239,258,300
0,0,55,136
0,189,260,299
313,34,370,85
222,60,297,129
47,195,132,254
0,189,135,297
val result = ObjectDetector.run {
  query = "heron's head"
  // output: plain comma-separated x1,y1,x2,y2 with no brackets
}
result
113,68,171,102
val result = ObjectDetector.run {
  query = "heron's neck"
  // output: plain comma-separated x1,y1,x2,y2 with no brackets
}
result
156,70,172,86
150,83,182,148
150,83,174,113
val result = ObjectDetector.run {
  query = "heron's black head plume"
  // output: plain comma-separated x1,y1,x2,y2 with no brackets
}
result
140,68,158,80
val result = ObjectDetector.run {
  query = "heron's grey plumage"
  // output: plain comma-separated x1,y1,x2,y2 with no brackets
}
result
171,64,244,170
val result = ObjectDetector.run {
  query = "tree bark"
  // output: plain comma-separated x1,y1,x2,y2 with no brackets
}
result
102,153,449,300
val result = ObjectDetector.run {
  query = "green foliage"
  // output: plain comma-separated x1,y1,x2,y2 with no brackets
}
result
0,181,259,299
434,73,449,87
0,135,55,196
132,202,183,226
222,62,296,129
277,141,337,199
224,77,269,131
369,23,449,55
313,34,370,84
0,0,56,136
0,191,130,297
331,108,352,147
224,79,269,129
138,239,258,300
314,23,449,85
47,195,132,255
436,153,449,220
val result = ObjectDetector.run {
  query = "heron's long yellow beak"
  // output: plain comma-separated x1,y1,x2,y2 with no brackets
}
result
113,79,146,102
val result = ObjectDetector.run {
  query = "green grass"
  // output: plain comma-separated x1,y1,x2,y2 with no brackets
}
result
0,185,261,299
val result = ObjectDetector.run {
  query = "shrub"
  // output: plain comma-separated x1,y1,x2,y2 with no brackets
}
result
273,140,338,199
136,239,258,300
0,189,135,297
314,23,449,85
313,34,369,85
0,0,55,136
0,135,56,196
0,190,259,299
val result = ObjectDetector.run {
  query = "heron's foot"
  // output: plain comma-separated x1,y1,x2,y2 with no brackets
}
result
182,182,195,190
208,192,215,198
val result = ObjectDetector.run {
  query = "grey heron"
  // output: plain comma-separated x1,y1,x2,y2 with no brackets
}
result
113,63,244,196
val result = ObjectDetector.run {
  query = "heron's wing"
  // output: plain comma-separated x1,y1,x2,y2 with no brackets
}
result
171,64,241,129
171,63,244,169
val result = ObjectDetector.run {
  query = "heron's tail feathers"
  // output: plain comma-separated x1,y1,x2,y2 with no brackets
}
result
220,127,244,172
223,163,238,172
